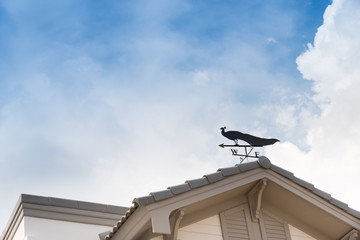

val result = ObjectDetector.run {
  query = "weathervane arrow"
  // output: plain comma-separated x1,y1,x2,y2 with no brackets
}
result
219,143,262,148
219,126,279,163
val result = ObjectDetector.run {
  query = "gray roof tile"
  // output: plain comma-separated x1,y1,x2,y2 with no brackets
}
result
348,207,360,219
293,176,315,191
204,172,225,183
270,165,294,179
168,183,191,195
116,220,122,228
258,156,272,169
120,216,127,223
238,161,260,172
313,187,332,200
218,166,241,176
133,195,155,206
129,205,136,213
186,177,209,189
330,198,348,210
151,190,174,201
124,211,131,218
99,231,110,240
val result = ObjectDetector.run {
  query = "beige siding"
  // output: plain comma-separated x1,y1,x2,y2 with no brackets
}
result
177,215,223,240
289,225,316,240
150,236,164,240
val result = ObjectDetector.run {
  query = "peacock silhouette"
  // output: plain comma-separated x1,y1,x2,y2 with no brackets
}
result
220,127,279,146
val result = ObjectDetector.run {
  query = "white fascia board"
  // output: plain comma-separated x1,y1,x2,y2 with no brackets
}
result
110,207,150,240
2,202,24,240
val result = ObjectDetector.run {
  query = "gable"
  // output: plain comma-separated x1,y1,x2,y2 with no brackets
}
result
108,157,360,240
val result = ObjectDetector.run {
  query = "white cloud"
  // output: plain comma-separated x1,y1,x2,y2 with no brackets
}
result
266,37,277,44
268,0,360,211
0,0,341,231
191,69,212,86
275,105,297,129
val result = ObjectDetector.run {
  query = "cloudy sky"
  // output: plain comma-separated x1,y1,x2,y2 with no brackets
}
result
1,0,360,231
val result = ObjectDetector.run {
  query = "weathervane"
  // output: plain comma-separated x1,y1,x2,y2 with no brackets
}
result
219,127,279,163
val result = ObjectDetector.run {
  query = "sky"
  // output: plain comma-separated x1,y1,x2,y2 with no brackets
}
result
2,0,360,232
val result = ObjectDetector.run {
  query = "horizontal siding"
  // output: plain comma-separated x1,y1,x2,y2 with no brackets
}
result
177,215,223,240
150,236,163,240
177,231,223,240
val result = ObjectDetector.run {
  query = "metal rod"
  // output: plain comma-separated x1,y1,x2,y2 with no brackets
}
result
233,154,259,159
219,143,263,148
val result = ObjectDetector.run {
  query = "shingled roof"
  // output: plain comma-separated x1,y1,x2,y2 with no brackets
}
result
105,156,360,239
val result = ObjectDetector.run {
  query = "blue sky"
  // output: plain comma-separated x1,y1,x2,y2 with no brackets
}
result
6,0,360,232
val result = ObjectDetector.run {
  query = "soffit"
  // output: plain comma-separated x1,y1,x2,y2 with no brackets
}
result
263,180,358,239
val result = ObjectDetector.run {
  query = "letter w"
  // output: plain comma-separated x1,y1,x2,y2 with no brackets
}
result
231,149,238,155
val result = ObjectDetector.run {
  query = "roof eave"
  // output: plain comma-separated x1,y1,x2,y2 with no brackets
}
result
109,206,151,240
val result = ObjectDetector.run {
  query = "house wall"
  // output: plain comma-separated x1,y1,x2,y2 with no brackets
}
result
177,215,223,240
148,215,223,240
20,216,112,240
173,207,318,240
289,225,316,240
12,219,25,240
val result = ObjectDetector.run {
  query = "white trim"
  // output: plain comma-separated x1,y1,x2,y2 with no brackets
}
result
110,207,151,240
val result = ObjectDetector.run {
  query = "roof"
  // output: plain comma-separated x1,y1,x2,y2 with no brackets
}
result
106,156,360,239
2,194,128,240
